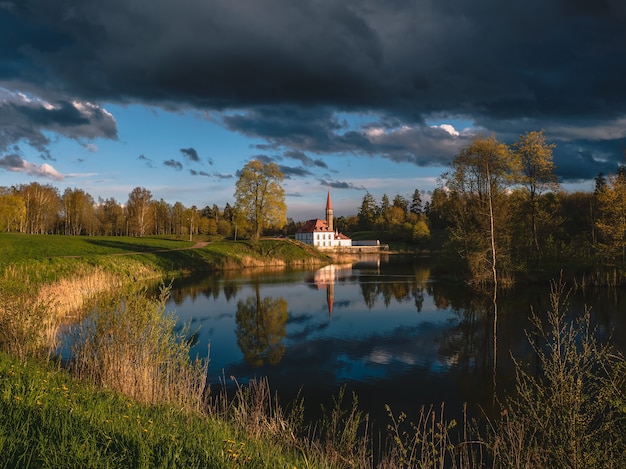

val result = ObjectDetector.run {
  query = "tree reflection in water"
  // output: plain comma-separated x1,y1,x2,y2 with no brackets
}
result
166,258,626,430
235,282,288,366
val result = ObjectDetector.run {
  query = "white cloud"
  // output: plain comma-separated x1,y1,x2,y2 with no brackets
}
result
431,123,460,137
37,163,64,180
0,154,64,181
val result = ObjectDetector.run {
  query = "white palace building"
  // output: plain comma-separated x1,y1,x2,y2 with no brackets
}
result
295,192,352,249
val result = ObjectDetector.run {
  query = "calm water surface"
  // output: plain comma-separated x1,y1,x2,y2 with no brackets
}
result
168,255,626,426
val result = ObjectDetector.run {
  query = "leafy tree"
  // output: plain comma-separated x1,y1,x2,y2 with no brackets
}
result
18,182,60,234
377,193,390,229
412,220,431,244
443,135,517,286
61,188,95,235
153,199,172,235
201,204,221,224
171,202,186,235
183,206,200,240
126,187,153,237
594,172,607,195
234,160,286,240
222,203,235,223
392,194,409,214
202,218,217,235
0,193,25,232
388,206,405,227
425,187,452,231
95,197,124,236
595,166,626,265
217,219,232,237
512,130,558,265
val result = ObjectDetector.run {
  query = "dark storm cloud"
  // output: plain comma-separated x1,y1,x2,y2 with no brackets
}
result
180,147,200,162
0,153,25,170
4,0,626,180
223,106,472,167
0,89,117,158
163,159,183,170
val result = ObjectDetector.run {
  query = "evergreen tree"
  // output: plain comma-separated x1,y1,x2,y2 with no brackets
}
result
358,192,378,231
410,189,423,215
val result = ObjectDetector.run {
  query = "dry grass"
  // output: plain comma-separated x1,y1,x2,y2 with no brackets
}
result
71,284,209,412
0,287,53,361
0,265,133,362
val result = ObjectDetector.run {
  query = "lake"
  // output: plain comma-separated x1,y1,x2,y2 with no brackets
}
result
167,254,626,428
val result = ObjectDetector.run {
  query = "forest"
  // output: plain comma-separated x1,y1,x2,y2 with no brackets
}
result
2,130,626,285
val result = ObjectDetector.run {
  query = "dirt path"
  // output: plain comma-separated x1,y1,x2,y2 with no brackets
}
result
190,241,209,249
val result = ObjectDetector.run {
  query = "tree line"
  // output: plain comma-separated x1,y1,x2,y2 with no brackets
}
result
0,159,287,240
335,130,626,285
2,130,626,284
0,183,239,238
428,131,625,286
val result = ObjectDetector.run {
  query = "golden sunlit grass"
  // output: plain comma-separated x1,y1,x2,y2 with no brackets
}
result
71,284,209,412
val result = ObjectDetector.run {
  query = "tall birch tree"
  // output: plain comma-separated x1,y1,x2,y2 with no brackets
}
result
512,130,558,265
444,135,518,287
126,187,153,237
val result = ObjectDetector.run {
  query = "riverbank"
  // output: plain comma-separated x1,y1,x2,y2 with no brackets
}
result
0,235,341,467
0,351,322,468
0,233,331,321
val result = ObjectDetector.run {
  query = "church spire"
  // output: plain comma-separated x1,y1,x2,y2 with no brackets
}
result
325,191,333,231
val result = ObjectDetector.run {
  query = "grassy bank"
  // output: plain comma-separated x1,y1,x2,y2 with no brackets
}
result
0,234,330,335
0,351,316,469
0,233,330,282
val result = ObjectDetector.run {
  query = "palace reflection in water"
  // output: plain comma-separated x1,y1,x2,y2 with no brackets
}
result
168,255,626,424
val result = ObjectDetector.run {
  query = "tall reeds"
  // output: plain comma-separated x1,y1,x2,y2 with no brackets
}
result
0,264,130,362
71,284,209,412
0,282,53,361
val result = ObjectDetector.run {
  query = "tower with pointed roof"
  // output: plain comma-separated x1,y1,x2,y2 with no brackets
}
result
325,191,333,232
295,192,351,249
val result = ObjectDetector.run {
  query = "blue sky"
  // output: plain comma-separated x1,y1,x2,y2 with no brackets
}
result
2,1,624,220
0,97,452,219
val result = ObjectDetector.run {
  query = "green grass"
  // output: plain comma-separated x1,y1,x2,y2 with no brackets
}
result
0,234,330,287
0,352,317,469
0,233,194,260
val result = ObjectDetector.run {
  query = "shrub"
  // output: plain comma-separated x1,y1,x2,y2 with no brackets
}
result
490,278,626,467
71,284,209,413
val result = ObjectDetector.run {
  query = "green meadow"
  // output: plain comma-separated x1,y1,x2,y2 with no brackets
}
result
0,351,316,469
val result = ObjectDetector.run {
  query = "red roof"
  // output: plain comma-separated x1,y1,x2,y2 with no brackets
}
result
326,191,333,211
296,218,331,233
296,218,351,240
